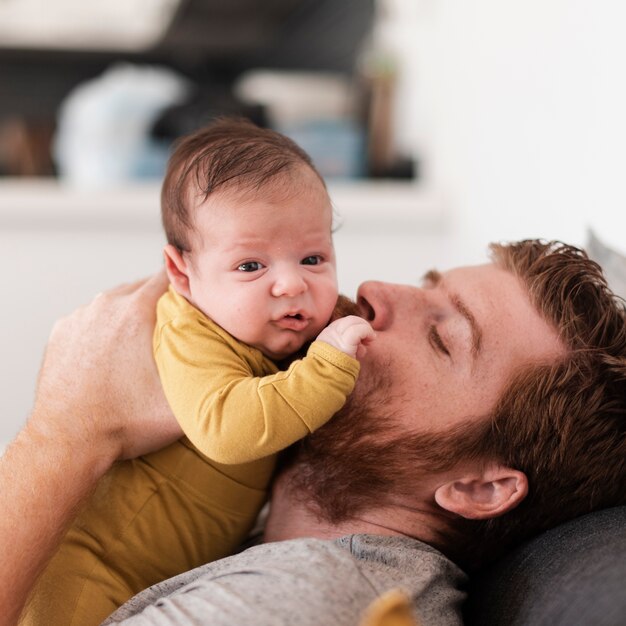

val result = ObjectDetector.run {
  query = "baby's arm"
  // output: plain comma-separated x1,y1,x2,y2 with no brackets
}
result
155,309,372,465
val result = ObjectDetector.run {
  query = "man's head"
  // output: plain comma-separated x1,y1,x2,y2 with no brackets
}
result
283,240,626,569
461,240,626,566
161,118,338,359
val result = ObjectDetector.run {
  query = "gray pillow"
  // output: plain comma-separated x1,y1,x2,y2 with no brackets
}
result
464,506,626,626
586,229,626,299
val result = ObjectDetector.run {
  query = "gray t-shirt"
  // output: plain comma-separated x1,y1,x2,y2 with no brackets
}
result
103,534,467,625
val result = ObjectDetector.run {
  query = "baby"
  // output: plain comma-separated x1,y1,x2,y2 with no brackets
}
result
22,118,374,625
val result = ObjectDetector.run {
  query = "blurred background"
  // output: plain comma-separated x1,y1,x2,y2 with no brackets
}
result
2,0,626,443
0,0,412,181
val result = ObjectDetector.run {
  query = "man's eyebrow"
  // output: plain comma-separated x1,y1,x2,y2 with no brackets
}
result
422,269,442,285
422,268,483,359
451,293,483,359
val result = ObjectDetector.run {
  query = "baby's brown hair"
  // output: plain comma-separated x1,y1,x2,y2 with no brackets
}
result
161,117,324,253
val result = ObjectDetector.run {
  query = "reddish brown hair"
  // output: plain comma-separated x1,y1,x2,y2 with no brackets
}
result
161,117,324,252
285,240,625,569
444,240,626,569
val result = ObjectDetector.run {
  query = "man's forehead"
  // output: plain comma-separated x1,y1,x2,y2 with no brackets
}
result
422,262,500,285
435,263,531,324
440,262,565,364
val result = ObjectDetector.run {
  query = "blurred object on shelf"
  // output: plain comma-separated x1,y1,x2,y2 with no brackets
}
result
0,0,375,119
0,1,378,182
0,0,180,51
357,56,417,179
151,84,268,144
0,117,56,176
362,53,396,177
357,0,418,180
235,70,366,179
53,63,190,187
283,119,365,179
236,71,357,125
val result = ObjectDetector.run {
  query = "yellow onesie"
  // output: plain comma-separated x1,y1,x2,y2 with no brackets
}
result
22,287,359,626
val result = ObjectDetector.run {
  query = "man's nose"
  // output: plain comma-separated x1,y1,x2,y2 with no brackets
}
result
356,280,422,331
271,268,307,298
356,281,397,330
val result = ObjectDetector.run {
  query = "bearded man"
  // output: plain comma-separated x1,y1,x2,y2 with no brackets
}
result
2,240,625,626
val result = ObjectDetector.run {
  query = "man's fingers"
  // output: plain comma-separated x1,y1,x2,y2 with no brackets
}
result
122,270,169,307
135,268,169,299
97,269,167,299
99,279,144,298
34,268,178,461
85,270,168,312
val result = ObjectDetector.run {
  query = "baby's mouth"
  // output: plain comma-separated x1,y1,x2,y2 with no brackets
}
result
275,313,309,331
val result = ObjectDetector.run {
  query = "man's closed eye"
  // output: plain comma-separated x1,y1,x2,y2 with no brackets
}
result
429,326,450,356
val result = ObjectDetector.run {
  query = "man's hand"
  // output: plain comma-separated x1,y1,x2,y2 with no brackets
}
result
317,315,376,359
31,270,181,463
0,271,182,625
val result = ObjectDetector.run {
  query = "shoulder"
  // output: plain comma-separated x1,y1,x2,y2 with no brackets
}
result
156,287,217,333
339,535,467,624
105,536,466,625
154,289,244,351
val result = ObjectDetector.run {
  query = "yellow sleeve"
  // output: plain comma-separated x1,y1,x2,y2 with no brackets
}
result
154,303,360,465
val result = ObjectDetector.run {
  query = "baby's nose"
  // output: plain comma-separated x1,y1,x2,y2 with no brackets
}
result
271,270,307,298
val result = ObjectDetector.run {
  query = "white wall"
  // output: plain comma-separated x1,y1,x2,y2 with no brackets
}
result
382,0,626,263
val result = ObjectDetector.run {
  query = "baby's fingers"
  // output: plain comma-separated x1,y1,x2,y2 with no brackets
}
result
344,319,376,343
344,322,376,360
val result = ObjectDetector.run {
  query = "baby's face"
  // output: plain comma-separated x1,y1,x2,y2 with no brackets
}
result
184,166,338,360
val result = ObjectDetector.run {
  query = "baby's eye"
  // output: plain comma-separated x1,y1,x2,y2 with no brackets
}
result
237,261,264,272
301,255,322,266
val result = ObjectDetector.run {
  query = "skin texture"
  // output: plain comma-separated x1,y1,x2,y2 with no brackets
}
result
352,265,565,433
0,272,180,626
165,166,373,361
0,262,563,624
265,264,565,543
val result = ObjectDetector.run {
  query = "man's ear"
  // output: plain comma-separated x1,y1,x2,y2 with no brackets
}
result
163,244,192,300
434,466,528,520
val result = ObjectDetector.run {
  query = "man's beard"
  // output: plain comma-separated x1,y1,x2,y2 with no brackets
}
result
282,360,494,525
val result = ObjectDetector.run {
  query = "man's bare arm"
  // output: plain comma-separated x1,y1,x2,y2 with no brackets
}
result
0,271,181,626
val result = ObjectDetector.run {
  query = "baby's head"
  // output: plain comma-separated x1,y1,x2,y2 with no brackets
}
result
161,118,338,360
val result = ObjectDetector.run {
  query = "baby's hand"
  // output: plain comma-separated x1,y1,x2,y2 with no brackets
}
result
317,315,376,359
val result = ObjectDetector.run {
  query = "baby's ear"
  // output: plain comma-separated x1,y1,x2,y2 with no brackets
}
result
163,245,192,299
